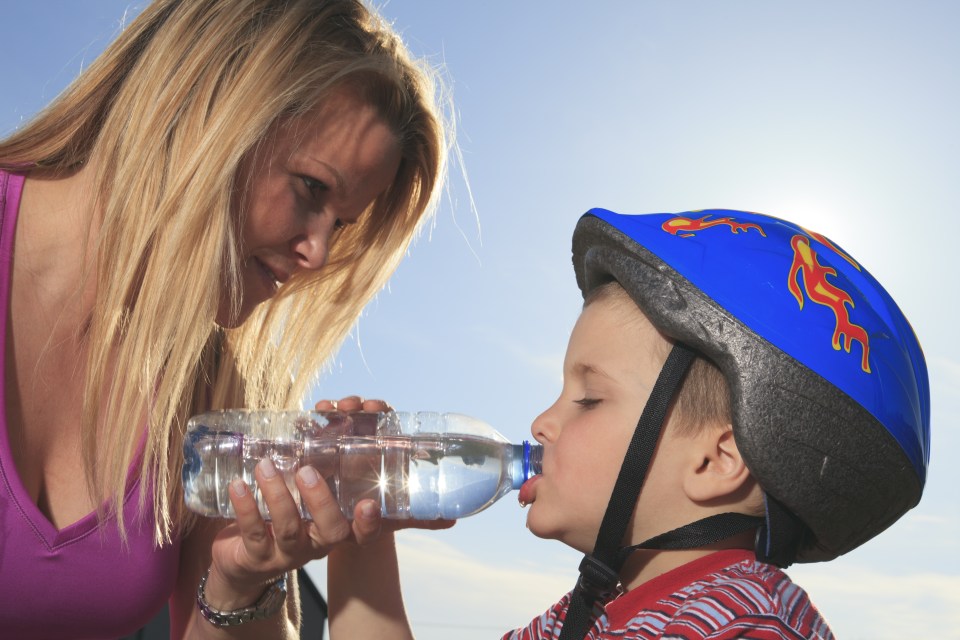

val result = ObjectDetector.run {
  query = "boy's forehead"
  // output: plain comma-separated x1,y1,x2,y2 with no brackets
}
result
565,299,667,377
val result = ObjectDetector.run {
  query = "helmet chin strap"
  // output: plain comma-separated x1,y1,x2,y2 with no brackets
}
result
557,343,764,640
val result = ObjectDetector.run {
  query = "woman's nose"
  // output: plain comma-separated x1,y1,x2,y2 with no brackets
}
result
291,215,335,271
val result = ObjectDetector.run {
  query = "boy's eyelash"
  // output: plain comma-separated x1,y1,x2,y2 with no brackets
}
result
574,398,601,409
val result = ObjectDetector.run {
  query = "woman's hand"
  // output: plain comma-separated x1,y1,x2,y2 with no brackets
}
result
315,395,456,533
313,394,384,414
200,396,452,612
201,455,378,612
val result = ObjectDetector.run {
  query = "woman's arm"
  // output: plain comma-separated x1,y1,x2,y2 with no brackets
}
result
320,396,413,640
320,396,453,640
327,528,415,640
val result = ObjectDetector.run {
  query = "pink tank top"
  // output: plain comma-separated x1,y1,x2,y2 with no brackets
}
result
0,170,181,639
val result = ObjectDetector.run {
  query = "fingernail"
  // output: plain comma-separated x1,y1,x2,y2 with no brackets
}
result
259,458,278,479
231,478,248,497
360,502,377,519
298,465,319,487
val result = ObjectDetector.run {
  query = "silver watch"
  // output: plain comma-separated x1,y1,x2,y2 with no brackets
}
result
197,569,288,627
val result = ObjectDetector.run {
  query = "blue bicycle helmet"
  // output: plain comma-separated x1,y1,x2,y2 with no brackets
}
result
571,207,929,563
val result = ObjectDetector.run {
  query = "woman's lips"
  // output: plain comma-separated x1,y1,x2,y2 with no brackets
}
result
253,257,280,295
519,474,541,507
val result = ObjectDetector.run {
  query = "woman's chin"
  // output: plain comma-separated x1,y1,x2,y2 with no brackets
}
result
214,300,258,328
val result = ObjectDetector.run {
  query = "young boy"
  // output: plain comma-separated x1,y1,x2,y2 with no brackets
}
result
325,208,930,639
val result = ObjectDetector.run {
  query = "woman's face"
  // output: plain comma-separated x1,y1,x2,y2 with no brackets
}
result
218,85,402,327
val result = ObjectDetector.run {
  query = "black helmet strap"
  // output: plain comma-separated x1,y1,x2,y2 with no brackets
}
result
619,512,765,560
557,343,764,640
557,342,693,640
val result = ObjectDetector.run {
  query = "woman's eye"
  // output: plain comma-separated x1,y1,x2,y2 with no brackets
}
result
333,218,346,231
301,176,329,198
574,398,601,409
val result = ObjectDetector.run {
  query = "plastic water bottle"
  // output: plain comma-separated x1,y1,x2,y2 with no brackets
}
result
182,410,542,520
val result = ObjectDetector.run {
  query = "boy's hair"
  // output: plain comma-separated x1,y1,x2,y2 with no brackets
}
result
586,281,731,437
0,0,450,544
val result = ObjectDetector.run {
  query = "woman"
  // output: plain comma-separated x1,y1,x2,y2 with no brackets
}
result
0,0,449,637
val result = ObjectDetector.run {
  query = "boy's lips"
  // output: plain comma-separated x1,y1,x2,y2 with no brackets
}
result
518,474,541,507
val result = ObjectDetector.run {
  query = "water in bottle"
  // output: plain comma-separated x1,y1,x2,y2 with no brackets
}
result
182,410,542,520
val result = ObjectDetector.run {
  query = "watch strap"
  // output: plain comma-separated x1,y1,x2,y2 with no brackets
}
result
197,568,288,627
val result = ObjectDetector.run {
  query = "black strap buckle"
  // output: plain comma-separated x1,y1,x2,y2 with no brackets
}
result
576,555,622,599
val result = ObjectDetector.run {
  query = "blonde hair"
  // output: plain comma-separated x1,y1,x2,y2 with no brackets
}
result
0,0,449,544
584,281,731,435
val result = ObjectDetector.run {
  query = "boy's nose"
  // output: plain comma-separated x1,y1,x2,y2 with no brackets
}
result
531,406,558,444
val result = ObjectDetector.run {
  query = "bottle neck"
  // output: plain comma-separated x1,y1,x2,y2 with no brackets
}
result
510,441,543,489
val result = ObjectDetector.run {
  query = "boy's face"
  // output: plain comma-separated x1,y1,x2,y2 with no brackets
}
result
523,292,673,554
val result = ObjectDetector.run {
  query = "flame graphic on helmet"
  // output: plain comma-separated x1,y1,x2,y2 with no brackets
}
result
662,214,767,238
788,234,871,373
801,228,861,271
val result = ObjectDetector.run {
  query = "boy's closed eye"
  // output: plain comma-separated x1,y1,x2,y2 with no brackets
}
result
574,397,602,409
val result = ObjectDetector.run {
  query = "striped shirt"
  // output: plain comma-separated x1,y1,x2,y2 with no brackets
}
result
503,550,834,639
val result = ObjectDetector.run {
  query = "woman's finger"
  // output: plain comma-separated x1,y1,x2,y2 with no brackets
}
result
383,518,457,534
227,476,274,565
297,465,352,547
351,499,383,546
335,395,364,412
255,458,305,554
361,398,391,412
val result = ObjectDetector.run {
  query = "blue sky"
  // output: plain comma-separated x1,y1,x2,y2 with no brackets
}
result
3,2,958,638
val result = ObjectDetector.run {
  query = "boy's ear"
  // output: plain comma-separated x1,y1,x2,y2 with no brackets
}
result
682,426,754,504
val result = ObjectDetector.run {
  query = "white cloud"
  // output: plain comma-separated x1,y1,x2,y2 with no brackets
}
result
902,512,954,526
305,531,576,640
397,531,574,636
